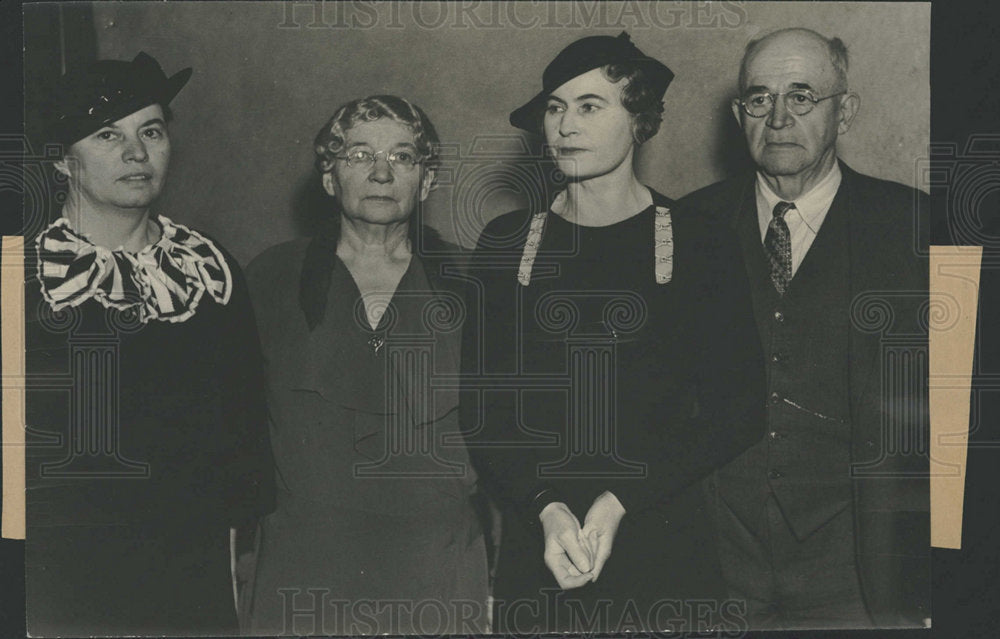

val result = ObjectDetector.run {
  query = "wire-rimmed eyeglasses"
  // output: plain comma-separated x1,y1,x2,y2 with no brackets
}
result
333,148,423,171
737,89,847,118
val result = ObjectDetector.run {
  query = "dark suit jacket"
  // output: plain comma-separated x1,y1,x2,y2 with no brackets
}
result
679,161,930,627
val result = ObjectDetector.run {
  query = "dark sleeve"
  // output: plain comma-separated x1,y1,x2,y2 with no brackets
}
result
216,256,277,528
459,214,566,525
601,213,767,514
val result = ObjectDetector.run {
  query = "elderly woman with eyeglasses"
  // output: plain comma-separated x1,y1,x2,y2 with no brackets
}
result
245,95,488,635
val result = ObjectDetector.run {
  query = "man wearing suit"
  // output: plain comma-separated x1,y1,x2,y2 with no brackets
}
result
680,28,929,630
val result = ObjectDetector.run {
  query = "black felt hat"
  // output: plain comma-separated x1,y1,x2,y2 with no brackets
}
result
509,31,673,132
49,52,192,148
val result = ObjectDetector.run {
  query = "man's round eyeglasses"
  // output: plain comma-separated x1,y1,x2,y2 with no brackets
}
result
737,89,847,118
333,148,423,171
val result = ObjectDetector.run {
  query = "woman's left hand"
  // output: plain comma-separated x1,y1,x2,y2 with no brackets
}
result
580,491,626,582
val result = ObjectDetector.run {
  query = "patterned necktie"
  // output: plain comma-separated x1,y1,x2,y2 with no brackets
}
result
764,201,794,294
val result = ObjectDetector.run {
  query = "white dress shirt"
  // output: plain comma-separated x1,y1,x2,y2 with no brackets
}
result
755,162,842,278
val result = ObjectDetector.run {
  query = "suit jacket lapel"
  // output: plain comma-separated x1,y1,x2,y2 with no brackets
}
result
729,174,777,347
843,162,898,425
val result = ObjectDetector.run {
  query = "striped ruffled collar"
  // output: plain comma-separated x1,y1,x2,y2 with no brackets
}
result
35,215,232,324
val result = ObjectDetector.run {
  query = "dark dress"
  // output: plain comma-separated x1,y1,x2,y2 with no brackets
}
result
24,217,276,637
460,190,766,633
245,236,489,636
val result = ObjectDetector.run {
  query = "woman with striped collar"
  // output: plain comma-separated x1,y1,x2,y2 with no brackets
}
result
27,53,275,637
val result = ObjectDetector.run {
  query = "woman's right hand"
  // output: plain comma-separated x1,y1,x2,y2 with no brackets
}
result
538,502,594,589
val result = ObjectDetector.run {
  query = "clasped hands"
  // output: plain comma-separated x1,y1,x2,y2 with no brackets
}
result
538,491,626,589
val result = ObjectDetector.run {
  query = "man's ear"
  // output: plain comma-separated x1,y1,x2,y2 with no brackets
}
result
321,171,337,198
731,99,744,129
837,92,861,135
419,168,436,202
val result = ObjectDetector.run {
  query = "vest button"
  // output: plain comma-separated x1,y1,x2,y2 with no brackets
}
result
769,391,781,404
773,310,785,323
768,469,784,479
768,430,783,440
771,352,784,363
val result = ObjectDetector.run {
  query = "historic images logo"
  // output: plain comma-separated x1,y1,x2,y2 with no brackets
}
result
278,1,749,32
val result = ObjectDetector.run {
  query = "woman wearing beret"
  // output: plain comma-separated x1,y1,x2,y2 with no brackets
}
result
246,95,489,635
25,53,275,636
461,32,765,633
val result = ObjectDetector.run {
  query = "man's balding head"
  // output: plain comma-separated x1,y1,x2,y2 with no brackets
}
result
739,28,849,95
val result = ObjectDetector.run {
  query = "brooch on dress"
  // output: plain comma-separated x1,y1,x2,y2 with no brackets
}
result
367,333,386,356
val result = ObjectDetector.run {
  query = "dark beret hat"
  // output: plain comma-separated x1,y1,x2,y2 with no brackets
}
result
509,31,674,132
49,51,192,148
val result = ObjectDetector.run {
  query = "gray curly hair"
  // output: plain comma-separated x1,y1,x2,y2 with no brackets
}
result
313,94,441,174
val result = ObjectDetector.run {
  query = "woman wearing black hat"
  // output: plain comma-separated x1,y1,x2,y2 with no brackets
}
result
462,32,765,632
25,53,275,636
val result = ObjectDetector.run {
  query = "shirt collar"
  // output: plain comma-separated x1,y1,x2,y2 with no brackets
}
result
755,161,842,234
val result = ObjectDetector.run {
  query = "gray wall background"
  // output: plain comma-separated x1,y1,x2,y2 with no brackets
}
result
88,1,929,263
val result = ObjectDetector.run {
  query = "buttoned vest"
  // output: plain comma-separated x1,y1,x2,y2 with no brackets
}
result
717,191,853,541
